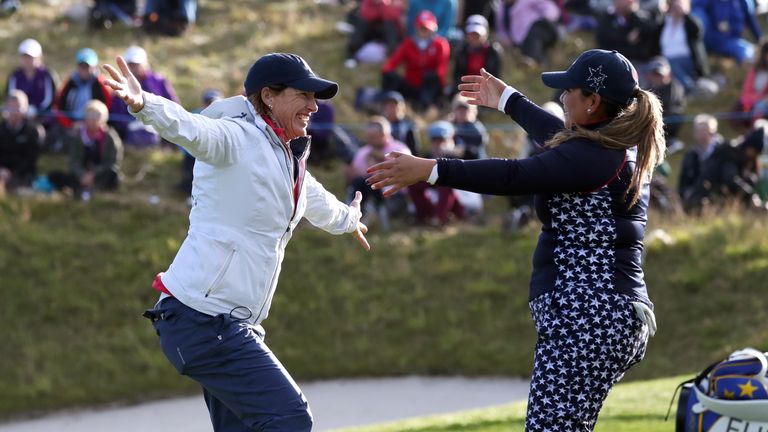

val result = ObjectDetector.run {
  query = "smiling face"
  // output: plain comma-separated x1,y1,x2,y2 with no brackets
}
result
268,87,318,140
559,88,597,128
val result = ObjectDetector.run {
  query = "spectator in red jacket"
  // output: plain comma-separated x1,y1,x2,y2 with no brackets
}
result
381,10,450,112
55,48,112,130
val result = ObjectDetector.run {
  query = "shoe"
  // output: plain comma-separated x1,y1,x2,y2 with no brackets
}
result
344,58,358,69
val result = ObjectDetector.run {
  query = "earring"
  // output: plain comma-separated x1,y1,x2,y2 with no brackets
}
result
587,108,592,113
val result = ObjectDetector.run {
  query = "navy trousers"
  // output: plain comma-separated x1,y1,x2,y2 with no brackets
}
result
144,297,313,431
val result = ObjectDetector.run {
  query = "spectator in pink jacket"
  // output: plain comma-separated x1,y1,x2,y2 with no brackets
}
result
495,0,560,66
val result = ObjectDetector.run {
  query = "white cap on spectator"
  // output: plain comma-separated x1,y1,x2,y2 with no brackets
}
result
466,14,488,27
465,14,488,37
18,38,42,57
124,45,148,65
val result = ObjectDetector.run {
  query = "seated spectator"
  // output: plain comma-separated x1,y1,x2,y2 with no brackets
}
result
382,10,450,112
495,0,560,67
692,0,761,64
655,0,711,94
0,90,43,192
344,0,404,68
49,100,123,199
347,116,411,230
55,48,112,130
90,0,137,29
109,45,180,147
450,95,488,160
6,38,58,121
143,0,196,36
379,90,420,155
645,56,686,151
452,15,502,97
408,120,466,226
406,0,457,40
678,113,726,211
596,0,659,71
307,100,358,164
739,39,768,123
719,122,767,209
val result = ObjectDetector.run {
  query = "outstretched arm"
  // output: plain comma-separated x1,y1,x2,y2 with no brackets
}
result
303,171,370,251
102,56,242,166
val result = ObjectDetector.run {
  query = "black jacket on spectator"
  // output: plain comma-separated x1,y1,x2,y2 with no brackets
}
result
452,41,503,93
596,9,659,63
653,14,710,78
678,138,745,208
0,118,43,185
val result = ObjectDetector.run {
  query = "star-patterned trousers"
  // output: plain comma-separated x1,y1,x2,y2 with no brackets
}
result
525,285,650,432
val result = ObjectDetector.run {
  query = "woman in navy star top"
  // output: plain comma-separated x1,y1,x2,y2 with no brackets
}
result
367,49,665,431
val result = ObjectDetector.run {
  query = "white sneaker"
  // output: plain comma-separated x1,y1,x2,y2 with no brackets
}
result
344,58,358,69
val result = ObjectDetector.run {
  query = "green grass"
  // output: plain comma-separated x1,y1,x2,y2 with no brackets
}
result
0,0,767,422
339,375,687,432
1,189,767,418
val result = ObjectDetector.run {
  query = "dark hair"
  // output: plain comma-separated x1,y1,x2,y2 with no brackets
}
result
247,84,288,116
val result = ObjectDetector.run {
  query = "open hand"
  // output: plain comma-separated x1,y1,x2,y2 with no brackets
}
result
366,152,436,198
350,191,370,251
102,56,145,112
458,68,507,110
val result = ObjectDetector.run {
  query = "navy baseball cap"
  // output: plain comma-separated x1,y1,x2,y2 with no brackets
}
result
243,53,338,99
541,49,639,106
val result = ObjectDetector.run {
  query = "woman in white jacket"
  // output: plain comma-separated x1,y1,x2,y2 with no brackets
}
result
104,53,368,431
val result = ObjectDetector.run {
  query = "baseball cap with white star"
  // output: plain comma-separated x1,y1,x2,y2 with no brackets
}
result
541,49,639,106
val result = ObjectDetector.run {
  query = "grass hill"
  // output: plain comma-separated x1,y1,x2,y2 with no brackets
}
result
0,0,766,423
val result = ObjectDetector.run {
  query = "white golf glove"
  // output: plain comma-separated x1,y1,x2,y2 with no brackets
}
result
631,301,657,338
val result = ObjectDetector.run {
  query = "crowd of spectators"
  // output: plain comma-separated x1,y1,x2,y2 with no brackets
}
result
1,0,768,228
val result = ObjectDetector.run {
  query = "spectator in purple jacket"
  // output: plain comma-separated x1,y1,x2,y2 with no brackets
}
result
109,45,180,147
5,39,58,120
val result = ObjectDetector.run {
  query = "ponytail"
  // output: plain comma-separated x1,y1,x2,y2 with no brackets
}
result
545,88,666,207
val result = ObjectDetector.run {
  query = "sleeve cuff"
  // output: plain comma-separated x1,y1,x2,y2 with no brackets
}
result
497,86,517,112
426,162,439,185
128,92,151,117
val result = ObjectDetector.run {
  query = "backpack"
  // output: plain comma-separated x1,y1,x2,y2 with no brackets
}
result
672,348,768,431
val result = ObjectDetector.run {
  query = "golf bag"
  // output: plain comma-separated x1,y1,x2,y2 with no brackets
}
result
673,348,768,432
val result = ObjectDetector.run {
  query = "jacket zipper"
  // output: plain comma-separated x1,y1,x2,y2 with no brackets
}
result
205,248,236,297
253,131,311,322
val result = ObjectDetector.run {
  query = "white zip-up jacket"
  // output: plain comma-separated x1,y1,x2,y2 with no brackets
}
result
132,93,361,324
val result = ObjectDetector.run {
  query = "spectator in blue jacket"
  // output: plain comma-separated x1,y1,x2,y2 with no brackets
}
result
368,50,663,431
692,0,761,63
406,0,458,39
